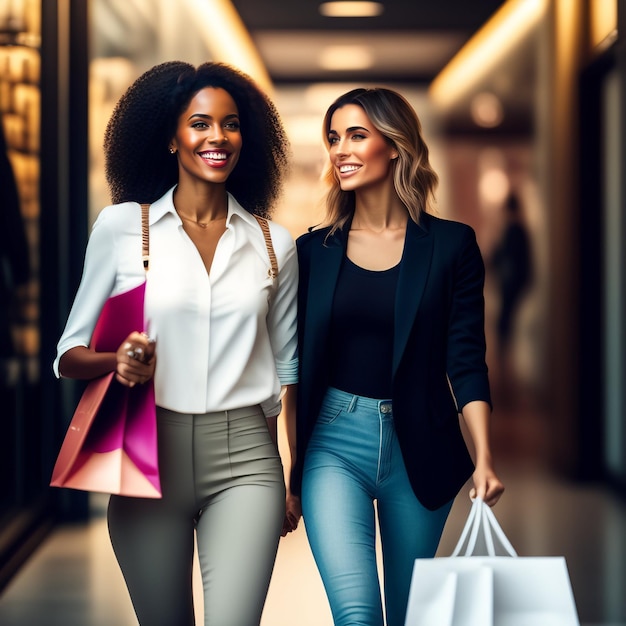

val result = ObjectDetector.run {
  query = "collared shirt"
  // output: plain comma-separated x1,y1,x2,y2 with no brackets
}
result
54,186,298,416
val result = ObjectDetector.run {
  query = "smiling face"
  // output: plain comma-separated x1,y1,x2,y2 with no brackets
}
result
169,87,242,187
327,104,398,193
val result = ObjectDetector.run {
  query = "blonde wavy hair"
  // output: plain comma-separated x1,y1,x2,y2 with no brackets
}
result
321,87,438,236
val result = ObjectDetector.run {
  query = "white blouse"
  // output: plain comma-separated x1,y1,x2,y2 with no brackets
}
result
54,186,298,417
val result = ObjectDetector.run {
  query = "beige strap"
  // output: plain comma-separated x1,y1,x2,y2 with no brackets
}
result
140,203,150,271
253,215,278,281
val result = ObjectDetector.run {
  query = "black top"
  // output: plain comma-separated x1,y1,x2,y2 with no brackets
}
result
329,256,400,398
293,215,488,509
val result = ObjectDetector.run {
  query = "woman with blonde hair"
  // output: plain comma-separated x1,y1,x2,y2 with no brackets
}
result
292,87,504,626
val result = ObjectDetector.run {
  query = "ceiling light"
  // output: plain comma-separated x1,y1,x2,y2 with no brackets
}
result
429,0,546,110
319,2,384,18
478,149,510,205
479,167,510,205
318,45,373,70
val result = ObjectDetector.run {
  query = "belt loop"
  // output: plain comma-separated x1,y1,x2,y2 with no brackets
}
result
347,395,358,412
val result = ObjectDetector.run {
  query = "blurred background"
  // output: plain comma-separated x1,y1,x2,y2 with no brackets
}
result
0,0,624,624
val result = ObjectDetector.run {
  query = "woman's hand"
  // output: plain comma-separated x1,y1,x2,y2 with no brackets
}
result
282,492,302,537
470,463,504,507
115,331,156,387
264,412,302,536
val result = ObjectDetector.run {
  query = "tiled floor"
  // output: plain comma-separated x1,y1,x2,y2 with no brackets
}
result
0,401,625,625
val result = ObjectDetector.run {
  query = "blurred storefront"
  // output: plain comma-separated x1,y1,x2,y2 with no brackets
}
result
0,0,91,590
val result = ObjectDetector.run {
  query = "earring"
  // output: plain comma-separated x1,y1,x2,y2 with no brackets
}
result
169,147,175,154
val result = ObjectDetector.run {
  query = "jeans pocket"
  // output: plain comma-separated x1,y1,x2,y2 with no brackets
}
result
316,404,345,425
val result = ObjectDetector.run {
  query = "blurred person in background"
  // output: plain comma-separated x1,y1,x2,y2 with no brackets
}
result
490,191,533,398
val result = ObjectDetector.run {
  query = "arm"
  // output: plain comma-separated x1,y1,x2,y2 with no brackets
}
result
264,385,301,536
58,346,117,380
459,400,504,506
447,226,503,506
55,206,155,387
260,224,298,418
59,332,156,388
280,384,301,535
264,226,301,534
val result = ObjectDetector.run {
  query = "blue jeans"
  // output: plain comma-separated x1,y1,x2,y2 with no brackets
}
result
302,387,452,626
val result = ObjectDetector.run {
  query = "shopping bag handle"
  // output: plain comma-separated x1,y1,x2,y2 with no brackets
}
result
450,497,517,557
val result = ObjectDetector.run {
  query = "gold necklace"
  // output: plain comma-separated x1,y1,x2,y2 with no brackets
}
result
177,212,226,229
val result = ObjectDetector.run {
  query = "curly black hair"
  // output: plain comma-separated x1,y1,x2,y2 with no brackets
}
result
104,61,289,217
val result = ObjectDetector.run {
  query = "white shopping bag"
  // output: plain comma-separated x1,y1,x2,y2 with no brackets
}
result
404,498,580,626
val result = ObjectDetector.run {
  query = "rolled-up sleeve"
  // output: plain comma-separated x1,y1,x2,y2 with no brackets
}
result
267,223,299,386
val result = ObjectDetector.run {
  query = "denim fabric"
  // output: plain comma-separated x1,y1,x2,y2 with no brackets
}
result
302,387,452,626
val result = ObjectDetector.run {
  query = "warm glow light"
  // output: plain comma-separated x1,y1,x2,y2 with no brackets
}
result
286,115,325,146
318,45,373,70
181,0,273,94
429,0,546,110
479,168,510,205
471,92,504,128
590,0,617,50
319,2,384,18
477,149,510,206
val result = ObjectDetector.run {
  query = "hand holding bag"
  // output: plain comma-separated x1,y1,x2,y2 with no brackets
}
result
404,498,580,626
50,203,161,498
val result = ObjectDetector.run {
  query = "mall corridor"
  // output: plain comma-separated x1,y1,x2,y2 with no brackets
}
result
0,391,625,626
0,2,625,625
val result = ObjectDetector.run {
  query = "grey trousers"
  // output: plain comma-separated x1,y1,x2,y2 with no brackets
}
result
108,405,285,626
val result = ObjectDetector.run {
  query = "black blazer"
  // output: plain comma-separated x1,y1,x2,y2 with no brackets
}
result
292,213,492,511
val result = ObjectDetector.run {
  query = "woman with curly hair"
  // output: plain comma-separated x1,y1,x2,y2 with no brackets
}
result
292,87,504,625
54,61,300,625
